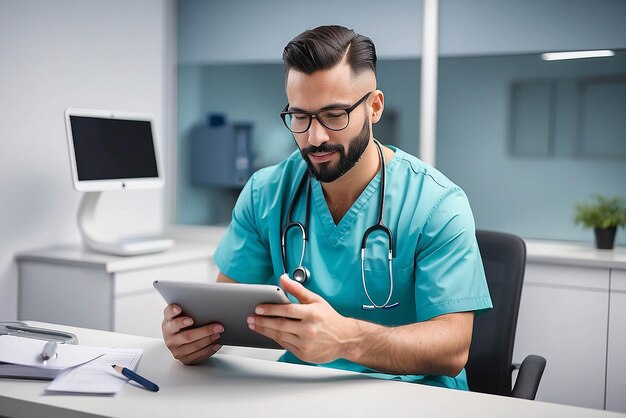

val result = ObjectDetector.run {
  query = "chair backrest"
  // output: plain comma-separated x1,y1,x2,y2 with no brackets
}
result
465,230,526,396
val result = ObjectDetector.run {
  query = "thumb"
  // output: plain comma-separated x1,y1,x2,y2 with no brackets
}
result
280,274,320,304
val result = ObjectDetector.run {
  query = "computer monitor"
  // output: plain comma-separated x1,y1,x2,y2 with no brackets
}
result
65,108,164,191
64,108,172,256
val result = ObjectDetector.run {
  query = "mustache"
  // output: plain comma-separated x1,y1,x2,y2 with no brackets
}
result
301,142,344,156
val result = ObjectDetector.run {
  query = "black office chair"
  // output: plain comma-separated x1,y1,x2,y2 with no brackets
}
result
465,230,546,400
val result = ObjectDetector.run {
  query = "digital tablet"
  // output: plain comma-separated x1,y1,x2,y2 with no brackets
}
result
153,280,290,349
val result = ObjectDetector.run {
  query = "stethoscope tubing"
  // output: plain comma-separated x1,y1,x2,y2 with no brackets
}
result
281,140,398,309
281,173,310,275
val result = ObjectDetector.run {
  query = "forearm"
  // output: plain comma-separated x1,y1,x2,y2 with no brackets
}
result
342,312,473,376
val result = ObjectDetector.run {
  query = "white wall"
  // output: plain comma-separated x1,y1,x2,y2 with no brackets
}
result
0,0,176,321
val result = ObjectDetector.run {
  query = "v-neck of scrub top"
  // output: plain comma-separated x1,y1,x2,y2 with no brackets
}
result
309,148,400,247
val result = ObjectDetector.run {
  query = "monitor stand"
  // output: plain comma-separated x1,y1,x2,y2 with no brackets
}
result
77,192,174,256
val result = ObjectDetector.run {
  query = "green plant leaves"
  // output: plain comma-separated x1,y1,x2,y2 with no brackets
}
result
574,195,626,229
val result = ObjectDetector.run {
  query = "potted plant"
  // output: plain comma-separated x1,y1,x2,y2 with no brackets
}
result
574,195,626,249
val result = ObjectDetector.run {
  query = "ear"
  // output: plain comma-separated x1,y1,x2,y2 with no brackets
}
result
370,90,384,124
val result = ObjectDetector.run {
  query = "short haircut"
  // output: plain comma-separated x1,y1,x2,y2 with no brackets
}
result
282,25,377,76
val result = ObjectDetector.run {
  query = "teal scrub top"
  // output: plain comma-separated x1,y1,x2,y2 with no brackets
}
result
213,146,492,389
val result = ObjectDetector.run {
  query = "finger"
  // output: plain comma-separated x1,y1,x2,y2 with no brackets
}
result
248,315,302,336
254,301,307,319
178,342,222,365
163,304,182,321
169,323,223,349
280,274,321,304
248,319,300,347
165,316,196,335
173,333,221,358
162,314,191,338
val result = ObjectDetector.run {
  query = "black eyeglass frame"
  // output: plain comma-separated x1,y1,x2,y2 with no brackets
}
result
280,92,371,134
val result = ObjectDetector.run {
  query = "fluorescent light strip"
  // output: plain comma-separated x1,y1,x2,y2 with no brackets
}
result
541,50,615,61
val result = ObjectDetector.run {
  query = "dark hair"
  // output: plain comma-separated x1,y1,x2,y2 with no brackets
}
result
282,25,377,76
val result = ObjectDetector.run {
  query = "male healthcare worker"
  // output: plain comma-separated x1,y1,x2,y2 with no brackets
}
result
162,25,492,389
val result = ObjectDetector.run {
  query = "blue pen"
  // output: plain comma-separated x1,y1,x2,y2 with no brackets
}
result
112,365,159,392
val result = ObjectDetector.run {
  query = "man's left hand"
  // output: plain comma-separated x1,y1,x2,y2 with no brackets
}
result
247,274,358,363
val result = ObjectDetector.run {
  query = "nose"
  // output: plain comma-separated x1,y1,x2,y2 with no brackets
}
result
306,117,330,147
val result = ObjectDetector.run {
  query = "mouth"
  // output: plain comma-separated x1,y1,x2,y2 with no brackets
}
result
308,151,336,164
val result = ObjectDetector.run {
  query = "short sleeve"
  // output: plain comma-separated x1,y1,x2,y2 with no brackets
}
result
414,187,492,321
213,175,274,284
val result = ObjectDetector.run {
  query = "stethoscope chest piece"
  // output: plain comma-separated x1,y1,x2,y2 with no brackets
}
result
292,266,310,284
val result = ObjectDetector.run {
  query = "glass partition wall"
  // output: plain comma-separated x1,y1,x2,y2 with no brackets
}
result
436,51,626,244
176,59,422,226
175,1,625,246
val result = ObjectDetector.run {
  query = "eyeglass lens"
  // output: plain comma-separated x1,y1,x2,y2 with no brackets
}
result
285,110,349,133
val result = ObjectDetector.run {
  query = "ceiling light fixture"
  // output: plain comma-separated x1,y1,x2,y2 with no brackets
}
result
541,50,615,61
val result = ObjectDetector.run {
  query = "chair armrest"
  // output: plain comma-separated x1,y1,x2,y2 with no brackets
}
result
511,355,547,400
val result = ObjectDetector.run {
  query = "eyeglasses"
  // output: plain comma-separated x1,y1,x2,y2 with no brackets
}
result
280,92,371,134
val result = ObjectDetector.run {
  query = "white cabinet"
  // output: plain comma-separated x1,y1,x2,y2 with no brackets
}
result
606,269,626,413
516,240,626,412
513,263,610,409
17,242,217,339
514,239,626,413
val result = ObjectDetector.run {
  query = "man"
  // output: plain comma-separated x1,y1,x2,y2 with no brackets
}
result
162,25,492,389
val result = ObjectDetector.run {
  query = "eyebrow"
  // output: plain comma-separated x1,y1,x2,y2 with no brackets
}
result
287,102,352,113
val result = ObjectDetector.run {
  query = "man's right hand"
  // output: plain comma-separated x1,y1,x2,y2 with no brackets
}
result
161,304,224,365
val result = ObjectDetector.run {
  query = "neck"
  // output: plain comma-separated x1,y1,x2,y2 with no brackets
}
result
321,139,390,223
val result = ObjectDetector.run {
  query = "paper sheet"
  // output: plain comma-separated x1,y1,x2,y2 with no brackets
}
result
46,348,143,395
0,335,105,369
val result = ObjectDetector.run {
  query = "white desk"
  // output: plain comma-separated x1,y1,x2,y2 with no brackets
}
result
1,322,623,418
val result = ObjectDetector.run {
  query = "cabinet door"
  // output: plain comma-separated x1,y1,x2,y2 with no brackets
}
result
513,263,609,409
19,261,113,331
114,260,211,338
606,269,626,413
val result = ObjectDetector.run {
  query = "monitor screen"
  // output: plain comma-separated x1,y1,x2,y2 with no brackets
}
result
65,109,163,191
70,116,158,181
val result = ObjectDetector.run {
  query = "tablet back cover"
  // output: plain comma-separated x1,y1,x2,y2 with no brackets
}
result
154,281,290,349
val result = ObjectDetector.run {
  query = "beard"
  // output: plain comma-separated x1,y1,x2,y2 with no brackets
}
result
299,118,370,183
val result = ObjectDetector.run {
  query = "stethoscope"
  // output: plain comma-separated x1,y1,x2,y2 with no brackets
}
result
281,140,399,310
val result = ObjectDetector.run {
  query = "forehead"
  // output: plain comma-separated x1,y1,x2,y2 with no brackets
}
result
285,61,372,110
